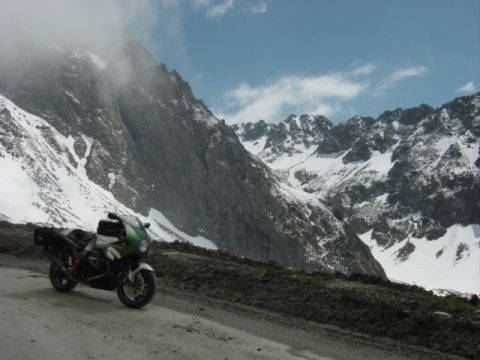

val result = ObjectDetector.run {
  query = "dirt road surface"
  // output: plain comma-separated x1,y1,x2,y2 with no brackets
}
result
0,257,462,360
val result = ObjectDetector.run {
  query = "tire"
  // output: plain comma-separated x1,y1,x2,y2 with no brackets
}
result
49,262,77,292
117,269,156,309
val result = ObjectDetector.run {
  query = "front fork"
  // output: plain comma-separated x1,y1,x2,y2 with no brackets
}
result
126,262,155,283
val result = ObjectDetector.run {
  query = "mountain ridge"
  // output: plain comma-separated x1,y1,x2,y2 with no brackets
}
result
235,93,480,292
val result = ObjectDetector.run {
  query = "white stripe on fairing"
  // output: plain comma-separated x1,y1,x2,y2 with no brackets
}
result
108,247,121,259
106,250,115,260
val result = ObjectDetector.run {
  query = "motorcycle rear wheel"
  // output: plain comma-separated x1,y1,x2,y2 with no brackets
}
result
49,262,77,292
117,269,156,309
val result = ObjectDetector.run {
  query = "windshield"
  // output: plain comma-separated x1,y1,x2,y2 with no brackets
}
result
118,215,145,231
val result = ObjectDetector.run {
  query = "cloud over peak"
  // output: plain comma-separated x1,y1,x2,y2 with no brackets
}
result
217,62,433,124
375,65,428,94
455,81,477,93
218,72,366,124
388,65,429,83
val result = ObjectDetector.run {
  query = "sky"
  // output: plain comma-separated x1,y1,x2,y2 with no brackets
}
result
147,0,479,124
0,0,478,124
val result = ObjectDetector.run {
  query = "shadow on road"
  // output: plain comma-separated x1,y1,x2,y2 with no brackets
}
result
0,286,135,314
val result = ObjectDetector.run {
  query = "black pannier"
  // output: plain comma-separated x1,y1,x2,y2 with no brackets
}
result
97,220,124,237
33,227,64,246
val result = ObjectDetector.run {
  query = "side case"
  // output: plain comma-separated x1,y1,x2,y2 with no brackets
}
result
33,227,59,246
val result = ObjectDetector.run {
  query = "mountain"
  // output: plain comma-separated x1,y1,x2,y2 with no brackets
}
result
235,94,480,293
0,35,384,276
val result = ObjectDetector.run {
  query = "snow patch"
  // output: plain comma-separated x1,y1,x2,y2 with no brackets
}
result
264,142,317,171
0,153,45,222
242,136,267,155
107,173,116,190
365,150,394,175
434,136,457,156
359,224,480,293
461,141,480,167
64,91,80,105
375,193,388,203
193,104,218,126
148,208,217,250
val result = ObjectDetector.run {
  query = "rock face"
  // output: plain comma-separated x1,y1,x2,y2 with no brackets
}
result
236,94,480,292
233,114,331,167
0,35,384,276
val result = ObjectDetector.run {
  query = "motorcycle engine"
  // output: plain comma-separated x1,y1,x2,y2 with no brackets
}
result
87,256,109,272
82,252,109,278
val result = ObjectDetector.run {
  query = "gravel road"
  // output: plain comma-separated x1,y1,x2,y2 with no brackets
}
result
0,256,462,360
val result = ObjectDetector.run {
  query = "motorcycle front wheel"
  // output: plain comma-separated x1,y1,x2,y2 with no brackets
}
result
117,269,156,309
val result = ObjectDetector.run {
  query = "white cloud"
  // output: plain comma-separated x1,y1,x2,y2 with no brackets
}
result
205,0,235,17
191,0,235,17
388,65,428,83
249,1,267,14
376,65,428,93
190,0,266,17
351,63,377,76
219,73,367,124
0,0,163,58
455,81,477,93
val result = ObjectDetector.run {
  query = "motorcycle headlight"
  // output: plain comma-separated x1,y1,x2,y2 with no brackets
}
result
139,240,149,253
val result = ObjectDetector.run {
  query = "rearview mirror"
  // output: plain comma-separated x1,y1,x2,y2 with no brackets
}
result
107,212,118,220
144,222,150,229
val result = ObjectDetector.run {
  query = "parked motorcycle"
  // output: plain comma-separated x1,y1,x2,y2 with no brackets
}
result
34,213,156,308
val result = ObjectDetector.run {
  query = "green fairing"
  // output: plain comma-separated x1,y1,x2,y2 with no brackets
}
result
96,216,151,258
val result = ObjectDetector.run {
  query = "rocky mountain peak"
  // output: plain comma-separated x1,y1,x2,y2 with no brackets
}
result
235,114,333,166
378,103,434,126
234,120,269,141
281,114,331,145
237,93,480,292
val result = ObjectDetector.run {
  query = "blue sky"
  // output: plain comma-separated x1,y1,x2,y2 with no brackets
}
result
147,0,479,124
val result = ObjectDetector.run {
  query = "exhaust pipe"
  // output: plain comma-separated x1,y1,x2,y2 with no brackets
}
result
44,248,111,283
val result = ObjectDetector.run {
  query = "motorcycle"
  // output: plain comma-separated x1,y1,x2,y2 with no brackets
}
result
33,213,156,308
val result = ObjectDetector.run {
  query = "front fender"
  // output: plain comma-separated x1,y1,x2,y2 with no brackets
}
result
127,262,155,283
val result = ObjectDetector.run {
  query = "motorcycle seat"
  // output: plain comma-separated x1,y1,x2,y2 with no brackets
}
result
62,229,96,249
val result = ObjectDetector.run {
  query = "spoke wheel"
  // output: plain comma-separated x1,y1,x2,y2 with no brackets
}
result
117,269,156,309
123,275,147,300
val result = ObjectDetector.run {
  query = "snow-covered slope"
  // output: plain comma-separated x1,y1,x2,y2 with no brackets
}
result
360,224,480,293
236,94,480,293
234,114,331,171
0,93,217,249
